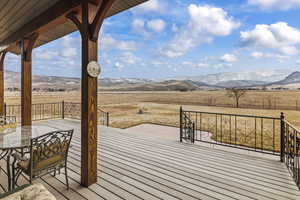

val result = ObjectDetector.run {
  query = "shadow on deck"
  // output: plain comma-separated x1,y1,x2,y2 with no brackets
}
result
1,119,299,200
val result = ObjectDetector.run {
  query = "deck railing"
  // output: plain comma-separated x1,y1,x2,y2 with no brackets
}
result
63,102,109,126
4,101,109,126
282,120,300,189
180,107,282,155
180,107,300,189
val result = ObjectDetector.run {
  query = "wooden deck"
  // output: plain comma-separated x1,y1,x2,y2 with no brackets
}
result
1,119,300,200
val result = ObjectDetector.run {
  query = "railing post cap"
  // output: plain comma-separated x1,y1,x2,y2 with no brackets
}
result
280,112,284,119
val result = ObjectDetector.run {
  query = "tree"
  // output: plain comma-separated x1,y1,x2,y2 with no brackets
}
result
226,88,247,108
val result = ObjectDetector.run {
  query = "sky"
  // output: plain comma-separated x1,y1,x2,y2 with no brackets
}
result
5,0,300,79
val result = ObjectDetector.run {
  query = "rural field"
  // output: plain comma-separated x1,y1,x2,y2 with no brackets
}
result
4,90,300,151
4,90,300,128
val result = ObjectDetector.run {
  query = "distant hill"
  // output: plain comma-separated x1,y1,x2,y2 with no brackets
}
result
173,70,291,85
100,80,219,91
3,70,300,91
215,80,269,88
270,71,300,85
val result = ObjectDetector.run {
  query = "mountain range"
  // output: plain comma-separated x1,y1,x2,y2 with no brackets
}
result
3,70,300,91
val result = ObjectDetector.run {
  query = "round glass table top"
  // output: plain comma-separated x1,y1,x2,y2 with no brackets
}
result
0,125,58,149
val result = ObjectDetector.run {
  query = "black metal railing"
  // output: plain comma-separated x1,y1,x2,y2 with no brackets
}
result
0,115,16,125
180,107,300,189
4,101,109,126
63,102,109,126
5,102,63,122
282,120,300,189
180,107,282,155
180,107,195,143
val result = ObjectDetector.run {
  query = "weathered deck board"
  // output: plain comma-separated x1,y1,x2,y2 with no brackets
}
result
1,119,300,200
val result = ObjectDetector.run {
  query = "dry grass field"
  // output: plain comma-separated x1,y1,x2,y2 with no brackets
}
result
5,90,300,151
4,90,300,127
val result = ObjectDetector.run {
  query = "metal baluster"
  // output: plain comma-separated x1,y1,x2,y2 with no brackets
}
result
273,119,275,154
255,117,257,151
261,118,264,152
235,116,237,146
215,114,218,144
229,115,232,145
200,113,202,141
220,115,223,143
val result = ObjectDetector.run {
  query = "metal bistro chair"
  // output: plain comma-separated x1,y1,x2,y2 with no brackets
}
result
11,129,74,190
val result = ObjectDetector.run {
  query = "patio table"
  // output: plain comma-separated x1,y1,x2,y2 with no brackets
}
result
0,125,58,191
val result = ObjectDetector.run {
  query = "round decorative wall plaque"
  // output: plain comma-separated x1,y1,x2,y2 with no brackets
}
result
87,61,101,78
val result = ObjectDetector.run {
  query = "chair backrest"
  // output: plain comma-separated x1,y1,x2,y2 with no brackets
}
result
29,129,74,173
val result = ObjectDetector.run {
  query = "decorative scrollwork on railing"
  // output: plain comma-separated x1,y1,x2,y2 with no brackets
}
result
64,102,81,120
63,102,109,126
284,120,300,189
180,110,195,143
0,116,17,133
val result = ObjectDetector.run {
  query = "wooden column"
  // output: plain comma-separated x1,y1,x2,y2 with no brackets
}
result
67,0,116,187
0,51,6,115
21,33,38,126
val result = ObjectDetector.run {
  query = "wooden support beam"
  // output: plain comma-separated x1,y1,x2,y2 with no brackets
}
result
21,33,38,126
0,51,6,116
67,0,116,187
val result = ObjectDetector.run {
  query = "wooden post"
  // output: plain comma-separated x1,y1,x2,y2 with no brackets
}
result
67,0,116,187
21,33,38,126
0,51,6,116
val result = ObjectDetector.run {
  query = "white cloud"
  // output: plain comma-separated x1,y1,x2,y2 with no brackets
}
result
100,35,138,51
135,0,165,13
251,51,264,59
279,46,298,55
220,54,237,62
161,5,240,58
296,60,300,65
172,24,178,32
181,61,210,68
248,0,300,11
119,52,140,65
114,62,124,70
132,19,149,36
251,51,289,60
214,63,233,69
147,19,166,32
132,19,145,30
61,36,77,58
35,50,58,60
62,48,76,58
241,22,300,55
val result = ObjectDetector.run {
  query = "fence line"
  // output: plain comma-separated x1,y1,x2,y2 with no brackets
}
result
4,101,109,126
282,120,300,189
180,107,300,189
176,98,300,111
180,107,282,155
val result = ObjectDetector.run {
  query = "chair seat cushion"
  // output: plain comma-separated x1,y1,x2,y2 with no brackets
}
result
17,155,64,175
0,183,56,200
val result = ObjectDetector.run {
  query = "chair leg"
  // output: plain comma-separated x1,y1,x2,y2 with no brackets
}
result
64,167,69,190
12,165,15,189
29,175,32,185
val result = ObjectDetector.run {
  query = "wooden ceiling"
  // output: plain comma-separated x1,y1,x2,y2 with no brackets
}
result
0,0,148,54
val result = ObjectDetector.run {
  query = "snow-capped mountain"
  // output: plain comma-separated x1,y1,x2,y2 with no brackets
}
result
3,69,300,91
173,70,292,85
